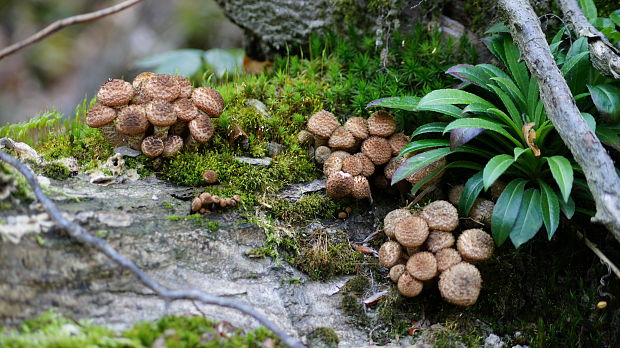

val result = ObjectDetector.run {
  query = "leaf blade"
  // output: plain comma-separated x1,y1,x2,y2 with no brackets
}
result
492,179,527,246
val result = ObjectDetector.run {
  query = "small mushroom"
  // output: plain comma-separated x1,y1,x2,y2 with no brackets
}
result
379,241,402,268
388,132,409,156
187,112,215,146
397,272,423,297
389,264,406,283
297,130,315,146
354,153,375,177
438,262,482,306
435,248,462,272
132,72,156,89
383,208,412,239
146,100,177,138
456,229,494,262
116,105,149,149
97,79,134,107
344,117,369,140
191,197,202,212
326,171,353,199
342,156,363,176
337,211,348,219
192,87,224,117
394,215,429,248
174,98,199,122
86,103,122,146
314,145,332,164
406,251,437,281
384,156,404,180
307,110,340,138
468,199,494,226
203,170,218,184
323,155,344,177
426,231,455,253
351,176,371,199
328,126,356,150
367,110,396,137
173,75,193,98
420,200,459,232
144,74,180,101
361,136,392,165
162,135,184,158
141,136,164,158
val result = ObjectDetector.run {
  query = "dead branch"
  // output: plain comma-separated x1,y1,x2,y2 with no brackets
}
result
576,231,620,279
0,0,145,61
498,0,620,243
0,150,305,348
557,0,620,78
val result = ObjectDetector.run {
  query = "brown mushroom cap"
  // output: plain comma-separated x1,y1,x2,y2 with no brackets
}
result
315,146,332,164
173,75,193,98
141,136,164,158
426,231,456,253
354,153,375,177
438,262,482,306
457,229,495,262
189,112,215,143
192,87,224,117
435,248,462,272
405,156,447,187
389,264,406,283
162,135,184,157
144,74,180,101
384,156,404,180
378,241,402,268
421,200,459,232
116,105,149,136
307,110,340,138
384,208,412,239
448,184,464,206
351,175,371,199
174,98,199,121
191,197,202,212
203,170,218,184
344,117,369,139
361,136,392,165
394,215,429,248
328,126,356,149
342,156,363,176
330,151,351,160
97,79,134,107
86,103,117,128
406,251,438,280
146,100,177,127
469,199,494,225
388,132,409,156
397,272,423,297
368,110,397,137
323,156,344,177
326,171,354,199
132,72,155,89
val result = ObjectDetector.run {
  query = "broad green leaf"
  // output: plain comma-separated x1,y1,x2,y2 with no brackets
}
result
596,125,620,150
578,0,597,22
417,104,464,119
587,84,620,123
485,23,511,34
444,118,521,146
478,64,511,80
514,147,527,160
560,51,590,76
611,9,620,27
392,147,452,185
410,161,482,195
581,112,596,132
418,89,494,109
459,171,485,217
491,77,526,107
539,181,560,239
399,139,450,156
567,37,589,61
504,38,530,95
509,189,543,248
482,35,507,66
463,103,494,115
411,122,448,138
492,179,527,246
446,64,492,89
136,49,204,77
551,27,566,45
557,193,575,218
203,48,244,77
450,127,485,149
366,96,420,111
483,154,514,190
546,156,574,202
487,85,523,131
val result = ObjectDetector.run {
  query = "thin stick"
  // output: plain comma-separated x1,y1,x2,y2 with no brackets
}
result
0,0,145,61
0,150,305,348
576,231,620,280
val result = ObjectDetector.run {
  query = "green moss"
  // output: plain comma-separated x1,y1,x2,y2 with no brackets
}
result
263,193,342,224
340,294,370,328
39,162,71,180
166,214,219,232
306,327,339,348
428,322,484,348
340,276,371,294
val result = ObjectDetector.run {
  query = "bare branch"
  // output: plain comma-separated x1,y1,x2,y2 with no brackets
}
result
0,150,305,348
576,231,620,280
0,0,146,61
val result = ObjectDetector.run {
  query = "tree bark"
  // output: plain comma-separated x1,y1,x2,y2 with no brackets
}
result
498,0,620,243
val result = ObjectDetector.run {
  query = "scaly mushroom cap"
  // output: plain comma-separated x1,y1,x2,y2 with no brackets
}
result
384,156,404,180
173,75,193,98
435,248,462,272
421,200,459,232
368,110,397,137
378,241,402,268
361,136,392,165
141,136,164,158
388,132,409,156
394,215,429,248
307,110,340,138
132,72,155,89
405,156,447,187
191,197,202,212
438,262,482,306
389,264,406,283
86,103,117,128
145,100,177,127
469,199,494,225
330,151,351,160
323,156,344,177
162,135,184,157
426,231,456,253
406,251,438,281
189,112,215,143
384,208,412,239
314,146,332,164
144,74,180,101
97,79,134,107
457,229,495,262
297,130,315,146
344,117,369,139
354,153,375,177
351,175,371,199
174,98,199,121
116,105,149,136
326,171,354,199
203,170,218,184
342,156,363,176
448,184,464,206
192,87,224,117
328,126,356,149
397,272,423,297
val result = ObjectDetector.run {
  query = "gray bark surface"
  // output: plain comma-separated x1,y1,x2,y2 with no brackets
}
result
498,0,620,243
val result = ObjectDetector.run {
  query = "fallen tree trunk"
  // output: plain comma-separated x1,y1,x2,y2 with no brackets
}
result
498,0,620,243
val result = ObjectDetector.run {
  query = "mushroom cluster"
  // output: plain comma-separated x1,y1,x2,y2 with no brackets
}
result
301,110,445,201
85,73,224,158
191,192,242,214
378,200,494,306
448,182,504,227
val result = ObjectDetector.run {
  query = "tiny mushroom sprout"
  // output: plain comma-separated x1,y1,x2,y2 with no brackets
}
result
326,171,354,199
397,272,423,297
378,241,403,268
361,136,392,165
435,248,462,272
307,110,340,138
140,136,164,158
367,110,397,137
97,78,134,107
457,229,495,262
192,87,224,117
406,251,438,281
314,146,332,164
203,170,218,185
383,208,412,239
344,117,369,140
438,262,482,306
389,264,406,282
421,200,459,232
394,215,429,248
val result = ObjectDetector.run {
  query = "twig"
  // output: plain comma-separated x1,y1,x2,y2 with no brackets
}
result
0,150,305,348
0,0,145,61
576,231,620,280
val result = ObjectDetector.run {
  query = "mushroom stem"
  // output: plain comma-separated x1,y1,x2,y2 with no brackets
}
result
99,123,125,147
125,134,145,150
170,121,188,136
153,125,170,139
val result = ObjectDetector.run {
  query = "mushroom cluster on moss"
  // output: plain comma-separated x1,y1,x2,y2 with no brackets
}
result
86,73,224,158
301,109,445,201
378,200,494,306
191,192,242,214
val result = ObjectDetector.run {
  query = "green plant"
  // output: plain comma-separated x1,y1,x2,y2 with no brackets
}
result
578,0,620,45
0,109,62,145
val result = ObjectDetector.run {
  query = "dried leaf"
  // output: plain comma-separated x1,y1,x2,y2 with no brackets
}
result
522,122,541,157
363,290,388,306
352,244,377,255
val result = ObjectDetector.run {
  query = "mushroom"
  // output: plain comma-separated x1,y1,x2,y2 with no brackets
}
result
354,153,375,177
469,199,494,225
389,264,406,282
172,98,200,136
384,156,404,180
144,74,180,101
361,136,392,165
97,79,134,107
314,146,332,164
328,126,356,150
367,110,396,137
326,171,353,199
191,197,202,212
187,112,215,146
141,136,164,158
420,200,459,232
383,208,412,239
342,156,363,176
192,87,224,117
406,251,437,281
378,241,402,268
456,229,494,262
313,134,329,147
448,184,464,206
405,156,447,188
394,215,429,248
173,75,193,98
116,105,149,149
297,130,315,146
435,248,462,272
388,132,409,156
85,103,122,146
307,110,340,138
203,170,218,184
146,100,177,138
425,231,456,253
162,135,184,158
351,175,371,199
132,72,155,89
323,155,344,177
438,262,482,306
344,117,369,139
397,272,423,297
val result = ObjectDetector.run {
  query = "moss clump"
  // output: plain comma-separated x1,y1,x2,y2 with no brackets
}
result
0,161,33,210
341,294,370,328
166,214,219,232
263,193,342,224
340,275,371,294
39,162,71,180
306,327,339,348
428,322,484,348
